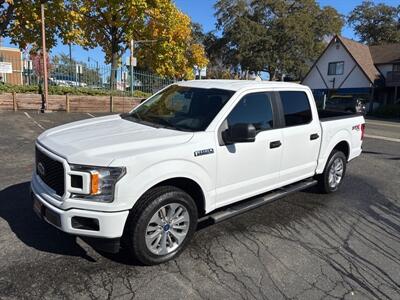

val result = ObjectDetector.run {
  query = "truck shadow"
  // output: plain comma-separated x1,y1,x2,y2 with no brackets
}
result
0,182,95,261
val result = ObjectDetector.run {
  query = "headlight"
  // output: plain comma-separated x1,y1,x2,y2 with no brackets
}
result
69,165,126,202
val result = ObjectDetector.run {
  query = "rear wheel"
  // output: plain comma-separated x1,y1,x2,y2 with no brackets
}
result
124,186,198,265
317,150,347,193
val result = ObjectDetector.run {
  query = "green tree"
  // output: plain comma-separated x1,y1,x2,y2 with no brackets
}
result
202,32,232,79
1,0,81,50
348,1,400,45
0,0,13,36
215,0,343,80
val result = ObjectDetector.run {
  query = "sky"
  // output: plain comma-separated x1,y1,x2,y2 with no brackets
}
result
1,0,399,66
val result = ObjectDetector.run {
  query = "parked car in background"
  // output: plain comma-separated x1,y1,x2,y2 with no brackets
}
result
325,95,366,114
31,80,365,265
49,74,88,87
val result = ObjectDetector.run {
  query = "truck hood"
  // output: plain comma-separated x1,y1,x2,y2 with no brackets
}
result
37,114,194,166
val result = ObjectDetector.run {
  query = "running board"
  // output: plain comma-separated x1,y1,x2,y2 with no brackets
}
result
201,179,317,225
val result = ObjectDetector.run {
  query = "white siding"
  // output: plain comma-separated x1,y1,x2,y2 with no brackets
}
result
303,41,371,90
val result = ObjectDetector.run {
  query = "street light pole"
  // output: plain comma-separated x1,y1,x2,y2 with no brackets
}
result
69,43,72,79
41,3,49,112
130,40,134,97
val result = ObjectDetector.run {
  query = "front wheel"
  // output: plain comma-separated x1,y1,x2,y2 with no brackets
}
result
317,150,347,194
124,186,198,265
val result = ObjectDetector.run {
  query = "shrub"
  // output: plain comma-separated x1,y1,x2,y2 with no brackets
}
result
372,104,400,119
0,84,151,98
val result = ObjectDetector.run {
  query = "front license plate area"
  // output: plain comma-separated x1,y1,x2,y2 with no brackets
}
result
33,195,61,227
33,195,44,218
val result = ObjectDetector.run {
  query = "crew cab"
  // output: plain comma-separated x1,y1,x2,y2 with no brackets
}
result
31,80,365,265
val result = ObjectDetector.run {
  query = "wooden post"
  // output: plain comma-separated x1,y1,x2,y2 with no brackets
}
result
110,95,113,112
65,93,70,112
12,91,17,111
40,3,49,112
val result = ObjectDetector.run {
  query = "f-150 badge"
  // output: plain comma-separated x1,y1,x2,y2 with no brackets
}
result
194,148,214,157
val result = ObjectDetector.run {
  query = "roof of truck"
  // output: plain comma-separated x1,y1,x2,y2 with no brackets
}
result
176,80,306,91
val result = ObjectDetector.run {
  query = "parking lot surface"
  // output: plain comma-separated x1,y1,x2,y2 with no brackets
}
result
0,111,399,299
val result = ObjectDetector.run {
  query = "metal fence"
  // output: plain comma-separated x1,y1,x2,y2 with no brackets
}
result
0,55,175,96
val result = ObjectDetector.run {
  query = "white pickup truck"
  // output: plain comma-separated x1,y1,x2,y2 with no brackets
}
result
31,80,365,265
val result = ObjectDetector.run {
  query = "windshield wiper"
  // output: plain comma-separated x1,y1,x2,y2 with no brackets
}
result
149,117,189,131
130,111,142,121
122,112,165,129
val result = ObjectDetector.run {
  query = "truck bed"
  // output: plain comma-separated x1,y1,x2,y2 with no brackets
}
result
318,109,362,121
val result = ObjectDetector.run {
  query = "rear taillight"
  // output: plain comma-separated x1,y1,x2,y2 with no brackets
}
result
361,123,365,140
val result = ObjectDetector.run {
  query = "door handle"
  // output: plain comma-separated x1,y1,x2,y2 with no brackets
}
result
270,140,282,149
310,133,319,140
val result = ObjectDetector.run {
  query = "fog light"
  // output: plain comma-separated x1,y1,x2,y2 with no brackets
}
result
71,216,100,231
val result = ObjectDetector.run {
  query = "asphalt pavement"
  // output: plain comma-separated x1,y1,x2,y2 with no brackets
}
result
0,111,399,299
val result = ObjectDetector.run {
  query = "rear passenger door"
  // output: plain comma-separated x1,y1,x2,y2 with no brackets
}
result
278,90,321,185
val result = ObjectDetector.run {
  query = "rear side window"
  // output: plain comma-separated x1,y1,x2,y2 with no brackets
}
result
280,91,312,127
227,92,274,131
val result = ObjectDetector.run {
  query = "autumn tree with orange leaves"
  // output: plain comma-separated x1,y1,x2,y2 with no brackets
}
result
69,0,208,83
1,0,208,85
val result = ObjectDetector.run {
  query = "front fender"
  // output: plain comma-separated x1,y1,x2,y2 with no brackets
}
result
116,159,215,213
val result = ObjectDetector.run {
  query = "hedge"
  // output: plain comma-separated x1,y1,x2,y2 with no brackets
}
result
0,84,151,98
372,104,400,119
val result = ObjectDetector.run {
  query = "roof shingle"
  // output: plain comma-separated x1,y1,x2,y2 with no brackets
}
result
337,36,381,83
369,43,400,65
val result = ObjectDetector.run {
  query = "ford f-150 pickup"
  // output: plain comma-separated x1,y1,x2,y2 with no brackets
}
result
31,80,365,265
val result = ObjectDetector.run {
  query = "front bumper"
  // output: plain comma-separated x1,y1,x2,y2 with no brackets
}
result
31,181,129,239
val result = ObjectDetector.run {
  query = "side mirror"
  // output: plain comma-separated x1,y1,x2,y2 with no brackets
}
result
223,123,256,144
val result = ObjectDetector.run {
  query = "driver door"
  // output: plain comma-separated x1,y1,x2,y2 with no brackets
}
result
215,92,283,208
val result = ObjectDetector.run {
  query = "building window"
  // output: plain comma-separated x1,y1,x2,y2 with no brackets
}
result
328,61,344,75
393,64,400,72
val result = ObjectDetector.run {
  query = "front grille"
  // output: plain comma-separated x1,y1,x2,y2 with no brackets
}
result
35,147,65,196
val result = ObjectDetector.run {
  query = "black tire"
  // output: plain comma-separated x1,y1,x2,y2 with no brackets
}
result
123,186,198,265
316,150,347,194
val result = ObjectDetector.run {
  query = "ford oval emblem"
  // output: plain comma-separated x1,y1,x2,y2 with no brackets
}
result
37,162,46,177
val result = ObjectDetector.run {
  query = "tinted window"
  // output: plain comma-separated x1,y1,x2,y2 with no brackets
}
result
280,91,312,126
126,85,234,131
227,93,274,131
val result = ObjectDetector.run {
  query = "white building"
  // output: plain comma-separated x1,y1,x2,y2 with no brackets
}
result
302,35,400,108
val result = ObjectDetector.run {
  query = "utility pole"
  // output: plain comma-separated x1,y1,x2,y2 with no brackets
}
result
69,43,72,79
130,40,134,97
41,3,49,112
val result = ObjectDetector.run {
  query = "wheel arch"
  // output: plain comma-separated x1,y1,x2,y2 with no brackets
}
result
121,159,214,218
316,130,351,174
152,177,206,217
332,140,350,160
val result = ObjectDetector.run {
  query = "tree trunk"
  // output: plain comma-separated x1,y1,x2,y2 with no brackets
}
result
110,52,118,91
109,27,119,91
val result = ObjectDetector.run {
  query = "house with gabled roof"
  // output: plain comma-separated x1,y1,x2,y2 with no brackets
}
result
302,35,400,110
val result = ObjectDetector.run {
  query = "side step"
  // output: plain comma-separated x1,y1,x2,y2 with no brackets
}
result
201,179,318,225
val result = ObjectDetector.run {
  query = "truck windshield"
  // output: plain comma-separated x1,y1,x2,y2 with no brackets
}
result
124,85,235,131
